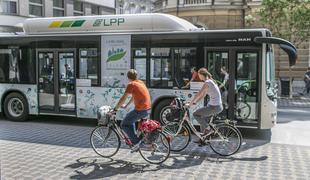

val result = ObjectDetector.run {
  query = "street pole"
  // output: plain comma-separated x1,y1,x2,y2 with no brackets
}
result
177,0,179,17
309,38,310,68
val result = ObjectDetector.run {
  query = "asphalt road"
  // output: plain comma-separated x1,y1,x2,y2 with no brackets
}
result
271,107,310,146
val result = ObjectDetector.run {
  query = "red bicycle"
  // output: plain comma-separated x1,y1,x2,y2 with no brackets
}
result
90,106,171,164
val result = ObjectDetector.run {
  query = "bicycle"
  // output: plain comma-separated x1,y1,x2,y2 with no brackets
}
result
162,98,242,156
215,79,251,120
90,106,171,164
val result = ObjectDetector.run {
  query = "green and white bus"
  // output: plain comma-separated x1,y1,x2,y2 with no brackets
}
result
0,13,296,129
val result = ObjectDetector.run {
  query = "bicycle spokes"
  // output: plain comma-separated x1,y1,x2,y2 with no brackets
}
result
209,124,242,156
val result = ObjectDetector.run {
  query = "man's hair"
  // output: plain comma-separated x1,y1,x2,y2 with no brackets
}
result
127,69,138,80
191,67,198,71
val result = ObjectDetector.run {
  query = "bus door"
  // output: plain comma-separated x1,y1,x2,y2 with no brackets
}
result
204,49,229,119
205,48,259,127
37,49,76,115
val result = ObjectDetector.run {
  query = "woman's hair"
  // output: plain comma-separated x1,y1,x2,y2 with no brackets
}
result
127,69,138,80
198,68,212,78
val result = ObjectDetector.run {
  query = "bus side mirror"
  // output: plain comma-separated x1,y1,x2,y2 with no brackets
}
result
279,44,297,67
254,37,297,66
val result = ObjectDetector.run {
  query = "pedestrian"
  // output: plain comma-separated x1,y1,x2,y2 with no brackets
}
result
219,66,229,109
182,67,202,89
304,67,310,94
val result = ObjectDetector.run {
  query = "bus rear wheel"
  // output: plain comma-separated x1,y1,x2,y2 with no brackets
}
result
3,92,29,122
154,99,173,125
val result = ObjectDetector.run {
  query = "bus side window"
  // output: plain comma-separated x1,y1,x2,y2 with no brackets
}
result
132,48,147,83
150,48,172,88
0,48,35,84
79,48,99,86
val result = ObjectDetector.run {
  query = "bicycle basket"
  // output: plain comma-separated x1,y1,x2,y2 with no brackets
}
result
97,106,112,126
140,119,161,133
144,130,160,144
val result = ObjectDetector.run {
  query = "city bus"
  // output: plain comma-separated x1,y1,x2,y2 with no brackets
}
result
0,13,297,129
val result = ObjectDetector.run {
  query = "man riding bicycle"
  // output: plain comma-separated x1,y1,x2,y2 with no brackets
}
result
186,68,223,145
114,69,151,152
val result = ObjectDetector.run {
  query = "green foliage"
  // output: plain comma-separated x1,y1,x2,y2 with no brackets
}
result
258,0,310,46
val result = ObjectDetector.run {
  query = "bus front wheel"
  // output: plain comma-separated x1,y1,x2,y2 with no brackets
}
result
3,92,29,121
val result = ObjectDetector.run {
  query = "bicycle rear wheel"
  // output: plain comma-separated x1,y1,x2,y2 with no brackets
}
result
90,126,121,158
163,123,191,152
209,124,242,156
139,130,170,164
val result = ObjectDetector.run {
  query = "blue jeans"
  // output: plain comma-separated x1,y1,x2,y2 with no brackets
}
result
121,109,150,145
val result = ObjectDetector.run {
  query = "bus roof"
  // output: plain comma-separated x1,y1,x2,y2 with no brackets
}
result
23,13,200,35
0,28,270,38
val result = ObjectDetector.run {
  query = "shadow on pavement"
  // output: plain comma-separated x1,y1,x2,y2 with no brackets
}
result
65,157,158,179
66,152,268,180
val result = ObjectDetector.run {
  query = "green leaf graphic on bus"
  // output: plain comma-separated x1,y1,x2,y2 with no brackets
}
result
107,48,126,62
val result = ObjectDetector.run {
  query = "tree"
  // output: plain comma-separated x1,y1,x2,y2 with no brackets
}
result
258,0,310,46
257,0,310,98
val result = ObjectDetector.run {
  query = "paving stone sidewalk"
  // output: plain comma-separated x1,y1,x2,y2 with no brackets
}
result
1,119,310,180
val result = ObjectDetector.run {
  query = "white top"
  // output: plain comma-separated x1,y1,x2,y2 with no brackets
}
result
224,74,229,81
205,79,222,106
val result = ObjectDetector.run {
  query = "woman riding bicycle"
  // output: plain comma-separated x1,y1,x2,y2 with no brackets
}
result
186,68,223,145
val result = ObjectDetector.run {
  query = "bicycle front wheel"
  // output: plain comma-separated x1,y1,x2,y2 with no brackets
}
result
90,126,121,158
209,124,242,156
139,130,171,164
163,123,191,152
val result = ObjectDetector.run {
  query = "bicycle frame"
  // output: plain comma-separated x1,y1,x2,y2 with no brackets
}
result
108,115,134,147
165,108,227,143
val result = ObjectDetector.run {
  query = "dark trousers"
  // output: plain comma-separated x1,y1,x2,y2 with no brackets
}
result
121,109,150,145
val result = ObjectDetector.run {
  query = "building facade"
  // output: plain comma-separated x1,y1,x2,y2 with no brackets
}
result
153,0,310,83
116,0,154,14
0,0,115,32
153,0,262,29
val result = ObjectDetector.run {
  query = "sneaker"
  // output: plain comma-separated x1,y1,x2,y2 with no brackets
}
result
193,139,207,146
130,141,142,153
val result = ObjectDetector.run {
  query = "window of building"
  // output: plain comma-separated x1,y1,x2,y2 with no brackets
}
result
74,1,84,16
91,5,99,15
29,0,43,16
53,0,64,17
1,0,17,15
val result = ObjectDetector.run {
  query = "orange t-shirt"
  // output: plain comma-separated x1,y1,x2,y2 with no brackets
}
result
125,80,151,111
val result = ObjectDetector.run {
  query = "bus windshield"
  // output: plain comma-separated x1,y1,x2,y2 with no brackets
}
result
266,45,276,100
